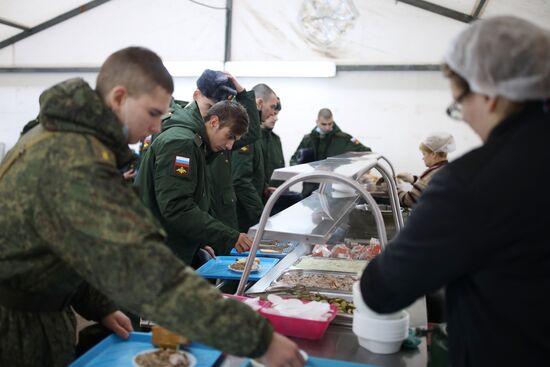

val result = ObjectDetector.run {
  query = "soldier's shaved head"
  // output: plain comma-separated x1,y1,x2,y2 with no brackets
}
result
317,108,333,119
252,83,276,102
96,47,174,99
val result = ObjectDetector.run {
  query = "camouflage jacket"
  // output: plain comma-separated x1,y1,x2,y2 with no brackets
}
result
0,78,272,367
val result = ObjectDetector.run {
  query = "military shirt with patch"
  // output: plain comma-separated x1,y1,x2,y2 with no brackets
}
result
206,90,260,250
232,135,265,232
135,101,241,264
289,122,371,197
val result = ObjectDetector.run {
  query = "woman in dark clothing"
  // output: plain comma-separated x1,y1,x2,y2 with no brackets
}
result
359,16,550,367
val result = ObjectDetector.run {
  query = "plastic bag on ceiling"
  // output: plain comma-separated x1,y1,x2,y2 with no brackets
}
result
299,0,359,50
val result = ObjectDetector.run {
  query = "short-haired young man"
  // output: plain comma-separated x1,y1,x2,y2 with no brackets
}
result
0,48,303,367
136,70,256,264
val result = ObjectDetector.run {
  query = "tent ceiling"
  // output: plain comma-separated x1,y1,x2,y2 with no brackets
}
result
0,0,111,50
0,0,92,28
0,0,549,69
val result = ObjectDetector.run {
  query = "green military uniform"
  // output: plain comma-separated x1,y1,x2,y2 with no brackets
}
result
206,90,260,254
290,123,371,197
136,100,241,264
232,112,265,232
0,79,272,367
260,127,285,188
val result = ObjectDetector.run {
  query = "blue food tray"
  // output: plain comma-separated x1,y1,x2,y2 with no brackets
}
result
196,256,279,281
230,241,298,259
241,356,379,367
70,332,222,367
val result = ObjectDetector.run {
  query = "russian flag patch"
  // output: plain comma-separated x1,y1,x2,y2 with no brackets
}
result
173,155,191,176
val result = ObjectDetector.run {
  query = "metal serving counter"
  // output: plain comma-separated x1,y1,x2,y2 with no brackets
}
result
221,325,427,366
226,153,428,366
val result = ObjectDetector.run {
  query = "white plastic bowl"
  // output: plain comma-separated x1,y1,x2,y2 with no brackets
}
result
352,282,401,320
357,336,403,354
353,310,410,340
352,310,410,355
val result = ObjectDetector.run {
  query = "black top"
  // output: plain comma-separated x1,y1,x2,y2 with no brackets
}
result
361,103,550,367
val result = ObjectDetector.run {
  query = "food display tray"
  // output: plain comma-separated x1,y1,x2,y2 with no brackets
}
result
290,256,368,274
196,256,279,281
69,332,222,367
271,269,357,294
230,240,298,259
241,356,379,367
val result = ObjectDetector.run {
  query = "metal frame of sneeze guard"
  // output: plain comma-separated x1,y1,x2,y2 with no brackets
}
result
235,157,403,296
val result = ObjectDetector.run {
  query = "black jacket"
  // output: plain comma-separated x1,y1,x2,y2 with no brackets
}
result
361,102,550,367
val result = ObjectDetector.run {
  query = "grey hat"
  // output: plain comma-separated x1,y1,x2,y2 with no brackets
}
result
196,69,237,102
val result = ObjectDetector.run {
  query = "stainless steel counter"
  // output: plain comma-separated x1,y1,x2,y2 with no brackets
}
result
221,324,427,366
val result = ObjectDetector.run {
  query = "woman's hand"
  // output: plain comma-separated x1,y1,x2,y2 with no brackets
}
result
397,172,415,184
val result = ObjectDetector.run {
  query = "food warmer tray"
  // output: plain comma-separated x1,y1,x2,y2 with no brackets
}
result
270,269,357,294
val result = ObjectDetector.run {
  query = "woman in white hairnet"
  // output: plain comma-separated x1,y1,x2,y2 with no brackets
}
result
397,132,455,208
359,16,550,367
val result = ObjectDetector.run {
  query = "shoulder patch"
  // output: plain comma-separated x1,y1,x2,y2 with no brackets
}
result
89,136,115,166
239,145,251,154
194,134,203,147
142,135,152,151
172,155,191,177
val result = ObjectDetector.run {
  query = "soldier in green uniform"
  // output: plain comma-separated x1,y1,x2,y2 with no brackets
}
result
0,48,303,367
232,84,279,232
290,108,372,197
206,82,260,255
259,99,302,215
261,97,284,193
135,70,255,265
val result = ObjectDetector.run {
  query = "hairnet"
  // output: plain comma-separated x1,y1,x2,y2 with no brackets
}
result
444,16,550,101
423,132,455,153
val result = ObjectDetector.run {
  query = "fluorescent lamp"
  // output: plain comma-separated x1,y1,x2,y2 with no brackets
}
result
224,61,336,78
164,61,224,77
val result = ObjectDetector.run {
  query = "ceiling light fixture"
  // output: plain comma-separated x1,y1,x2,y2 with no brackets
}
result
224,61,336,78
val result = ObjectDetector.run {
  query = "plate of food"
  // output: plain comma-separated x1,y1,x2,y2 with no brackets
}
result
133,348,197,367
228,258,261,272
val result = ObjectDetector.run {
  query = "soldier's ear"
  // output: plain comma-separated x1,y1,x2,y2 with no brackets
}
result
209,115,220,129
105,86,129,114
256,98,263,111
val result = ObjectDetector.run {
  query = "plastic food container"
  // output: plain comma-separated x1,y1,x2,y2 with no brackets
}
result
224,294,338,340
258,303,338,340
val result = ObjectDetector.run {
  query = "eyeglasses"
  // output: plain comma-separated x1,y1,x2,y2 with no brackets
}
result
446,89,470,121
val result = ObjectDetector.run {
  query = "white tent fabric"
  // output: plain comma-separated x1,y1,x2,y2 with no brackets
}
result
1,0,549,66
1,0,549,170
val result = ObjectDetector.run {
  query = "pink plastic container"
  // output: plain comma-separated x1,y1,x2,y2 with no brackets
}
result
258,303,338,340
223,294,338,340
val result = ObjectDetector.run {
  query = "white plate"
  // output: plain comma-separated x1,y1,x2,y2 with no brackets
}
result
249,350,308,367
228,264,261,273
133,348,197,367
